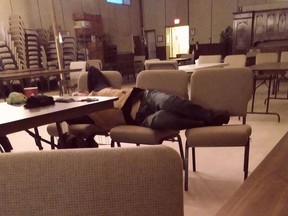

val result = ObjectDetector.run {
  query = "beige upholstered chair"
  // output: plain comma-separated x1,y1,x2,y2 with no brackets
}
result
224,54,247,67
144,60,178,70
255,52,278,65
0,146,184,216
46,70,122,148
184,67,253,191
197,54,222,64
110,70,190,165
65,61,87,94
86,59,103,70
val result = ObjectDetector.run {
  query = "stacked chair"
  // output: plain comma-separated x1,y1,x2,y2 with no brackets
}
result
8,15,27,70
0,41,17,71
184,67,253,190
25,29,41,69
110,70,190,166
0,40,18,97
62,36,77,69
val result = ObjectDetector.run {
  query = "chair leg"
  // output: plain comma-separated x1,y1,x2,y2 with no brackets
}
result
0,145,4,153
111,140,115,148
176,134,185,169
192,147,196,172
184,143,189,191
244,140,250,180
111,140,121,147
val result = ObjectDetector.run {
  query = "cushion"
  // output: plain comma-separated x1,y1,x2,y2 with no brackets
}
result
110,125,179,144
185,125,252,147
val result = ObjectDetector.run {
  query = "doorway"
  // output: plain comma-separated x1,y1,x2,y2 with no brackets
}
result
145,30,157,59
166,25,189,58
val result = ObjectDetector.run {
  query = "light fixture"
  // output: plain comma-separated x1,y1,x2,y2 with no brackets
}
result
174,18,180,25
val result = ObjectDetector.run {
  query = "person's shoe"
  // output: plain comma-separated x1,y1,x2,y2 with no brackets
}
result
210,110,230,126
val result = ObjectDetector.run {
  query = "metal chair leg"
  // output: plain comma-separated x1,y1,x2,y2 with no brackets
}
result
192,147,196,172
176,134,185,169
184,143,189,191
244,140,250,180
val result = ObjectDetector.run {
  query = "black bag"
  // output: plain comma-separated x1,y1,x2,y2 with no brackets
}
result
57,132,87,149
24,95,55,108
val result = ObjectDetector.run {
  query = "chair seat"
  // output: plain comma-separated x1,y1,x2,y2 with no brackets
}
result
68,124,108,139
46,122,68,137
185,125,252,147
110,125,179,144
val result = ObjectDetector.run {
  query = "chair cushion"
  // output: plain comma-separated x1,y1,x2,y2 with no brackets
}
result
185,125,252,147
110,125,179,144
68,124,108,139
46,123,68,137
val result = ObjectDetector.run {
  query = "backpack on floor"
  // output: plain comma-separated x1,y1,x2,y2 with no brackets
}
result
57,132,87,149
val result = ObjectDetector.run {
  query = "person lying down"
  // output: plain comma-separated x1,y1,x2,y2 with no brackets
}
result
68,66,230,131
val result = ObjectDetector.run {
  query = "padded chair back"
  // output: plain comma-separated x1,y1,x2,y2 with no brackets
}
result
255,52,278,64
197,55,222,64
78,70,122,91
190,67,253,116
137,70,189,99
280,51,288,62
224,54,247,67
144,60,178,70
86,59,103,70
0,146,184,216
69,61,87,86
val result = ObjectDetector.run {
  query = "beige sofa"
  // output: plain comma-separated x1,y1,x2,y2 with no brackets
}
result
0,146,184,216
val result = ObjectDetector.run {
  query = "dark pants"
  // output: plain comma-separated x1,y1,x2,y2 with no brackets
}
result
136,89,212,130
0,136,13,152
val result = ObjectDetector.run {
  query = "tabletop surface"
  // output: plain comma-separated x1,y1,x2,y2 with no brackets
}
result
249,62,288,71
179,63,228,73
0,96,117,136
216,132,288,216
170,57,192,62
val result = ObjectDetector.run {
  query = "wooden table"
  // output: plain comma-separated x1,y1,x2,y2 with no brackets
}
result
179,63,229,74
216,132,288,216
249,62,288,122
0,68,82,96
0,96,117,149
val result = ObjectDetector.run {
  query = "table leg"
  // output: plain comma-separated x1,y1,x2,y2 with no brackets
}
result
32,127,44,150
25,128,54,149
251,75,257,112
248,75,280,122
